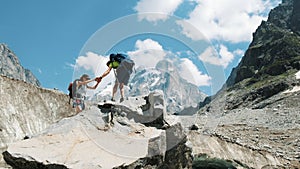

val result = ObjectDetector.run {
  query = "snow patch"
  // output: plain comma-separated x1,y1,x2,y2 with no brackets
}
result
296,71,300,80
283,71,300,94
283,86,300,94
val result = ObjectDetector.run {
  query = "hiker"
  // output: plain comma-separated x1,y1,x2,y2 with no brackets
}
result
72,74,101,113
96,53,134,102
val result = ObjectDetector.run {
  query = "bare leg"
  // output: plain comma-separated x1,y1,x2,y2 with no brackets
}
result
112,82,119,100
119,83,125,102
120,83,125,98
76,105,82,114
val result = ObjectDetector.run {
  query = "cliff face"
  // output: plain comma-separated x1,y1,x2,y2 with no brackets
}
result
0,75,74,148
221,0,300,110
192,0,300,168
0,44,40,86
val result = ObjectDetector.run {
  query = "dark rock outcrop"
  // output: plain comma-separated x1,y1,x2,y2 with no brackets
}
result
290,0,300,34
226,0,300,88
192,1,300,168
0,44,40,86
221,0,300,109
3,151,68,169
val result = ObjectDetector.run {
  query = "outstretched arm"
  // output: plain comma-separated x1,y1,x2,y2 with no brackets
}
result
77,78,96,86
98,66,112,79
87,81,100,89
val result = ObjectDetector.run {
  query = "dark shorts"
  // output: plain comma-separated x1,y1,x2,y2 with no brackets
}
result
115,64,130,85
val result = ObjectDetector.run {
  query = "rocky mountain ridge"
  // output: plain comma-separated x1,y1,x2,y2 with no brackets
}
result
129,59,206,114
0,44,40,86
226,0,300,89
194,0,300,168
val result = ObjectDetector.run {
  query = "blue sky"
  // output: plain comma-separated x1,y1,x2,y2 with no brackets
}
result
0,0,281,96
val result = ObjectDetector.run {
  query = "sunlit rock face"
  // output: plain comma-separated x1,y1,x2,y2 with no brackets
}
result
0,75,74,148
0,44,40,86
3,92,193,169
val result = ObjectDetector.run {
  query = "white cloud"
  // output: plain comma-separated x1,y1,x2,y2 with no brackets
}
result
179,58,211,86
233,49,245,56
75,52,114,89
127,39,167,68
218,45,234,67
134,0,183,22
76,52,106,74
199,45,236,68
177,0,281,42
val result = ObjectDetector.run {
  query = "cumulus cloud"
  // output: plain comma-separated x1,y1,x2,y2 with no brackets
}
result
179,58,211,86
134,0,183,22
127,39,167,68
76,52,107,74
75,52,114,89
177,0,281,42
199,45,237,68
233,49,245,56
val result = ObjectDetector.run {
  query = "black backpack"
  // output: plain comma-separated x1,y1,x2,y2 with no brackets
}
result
110,53,127,63
110,53,135,74
68,82,73,99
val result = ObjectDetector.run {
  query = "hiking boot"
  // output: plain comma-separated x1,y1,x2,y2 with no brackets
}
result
120,97,124,103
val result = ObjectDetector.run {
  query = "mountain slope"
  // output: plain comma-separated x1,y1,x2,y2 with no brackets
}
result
0,44,40,86
223,0,300,109
190,0,300,168
0,45,74,168
129,59,206,114
226,0,300,88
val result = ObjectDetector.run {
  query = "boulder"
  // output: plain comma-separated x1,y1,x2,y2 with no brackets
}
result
98,90,167,128
3,106,166,169
3,95,192,169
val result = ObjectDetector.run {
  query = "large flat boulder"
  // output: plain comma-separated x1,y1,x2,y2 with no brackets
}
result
3,106,166,169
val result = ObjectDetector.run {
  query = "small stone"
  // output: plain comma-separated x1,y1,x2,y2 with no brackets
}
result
189,124,199,130
263,144,272,149
120,112,127,117
23,136,29,140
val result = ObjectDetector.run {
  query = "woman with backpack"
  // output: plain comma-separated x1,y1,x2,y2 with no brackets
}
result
72,74,101,113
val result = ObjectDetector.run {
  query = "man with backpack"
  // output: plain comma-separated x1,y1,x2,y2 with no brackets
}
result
96,53,134,102
70,74,101,113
